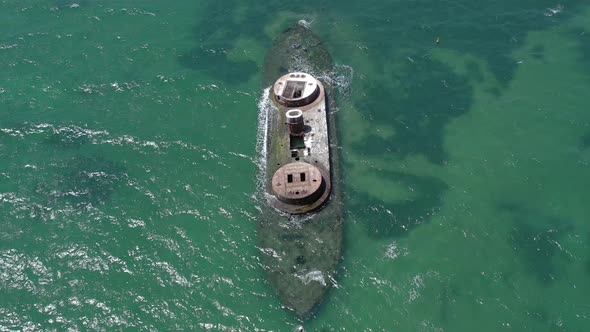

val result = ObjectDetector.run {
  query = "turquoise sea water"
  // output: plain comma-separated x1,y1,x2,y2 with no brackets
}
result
2,0,590,330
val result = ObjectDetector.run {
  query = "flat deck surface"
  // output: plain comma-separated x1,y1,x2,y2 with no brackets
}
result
268,83,330,193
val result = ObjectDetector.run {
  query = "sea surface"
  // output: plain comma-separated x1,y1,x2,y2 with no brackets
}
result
2,1,590,331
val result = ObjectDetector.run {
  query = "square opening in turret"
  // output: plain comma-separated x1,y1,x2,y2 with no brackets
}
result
282,80,305,99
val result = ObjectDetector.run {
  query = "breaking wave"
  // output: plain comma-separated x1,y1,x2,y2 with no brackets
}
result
255,87,272,195
316,64,354,99
297,270,327,286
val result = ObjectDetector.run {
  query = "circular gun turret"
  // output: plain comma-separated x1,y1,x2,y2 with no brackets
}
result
272,73,322,108
272,162,326,205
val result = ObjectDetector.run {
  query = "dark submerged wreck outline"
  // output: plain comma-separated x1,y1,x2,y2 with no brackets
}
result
257,21,343,319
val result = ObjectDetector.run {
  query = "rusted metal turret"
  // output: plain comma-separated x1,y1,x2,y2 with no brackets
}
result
273,73,321,107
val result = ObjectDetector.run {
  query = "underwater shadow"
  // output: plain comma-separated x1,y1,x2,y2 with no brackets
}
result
41,126,96,150
572,28,590,85
350,0,587,88
179,50,259,85
344,57,464,240
178,0,337,85
580,131,590,150
175,2,283,84
348,169,448,239
177,0,274,84
34,155,126,210
499,203,574,285
352,57,473,165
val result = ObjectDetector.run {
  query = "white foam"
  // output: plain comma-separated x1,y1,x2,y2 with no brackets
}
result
255,87,272,195
384,241,407,260
287,61,354,99
544,4,563,16
297,270,327,286
316,64,354,98
298,20,311,29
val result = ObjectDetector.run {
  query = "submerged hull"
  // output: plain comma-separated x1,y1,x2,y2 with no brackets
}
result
258,22,343,318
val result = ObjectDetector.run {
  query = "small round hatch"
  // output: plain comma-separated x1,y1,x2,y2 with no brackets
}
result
272,72,321,107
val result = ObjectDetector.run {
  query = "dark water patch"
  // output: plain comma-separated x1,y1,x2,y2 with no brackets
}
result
528,305,550,324
179,0,271,83
530,45,546,61
485,86,502,97
525,304,576,332
350,170,448,239
43,133,89,149
180,1,335,84
464,60,485,82
262,24,334,87
437,281,461,324
572,28,590,82
353,58,472,165
342,0,585,87
580,131,590,150
40,125,106,149
524,304,570,332
34,155,126,210
501,204,573,284
179,50,258,85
